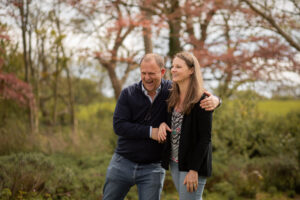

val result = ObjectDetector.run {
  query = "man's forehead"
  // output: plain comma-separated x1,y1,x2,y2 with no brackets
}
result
140,67,161,72
141,57,156,65
140,60,161,71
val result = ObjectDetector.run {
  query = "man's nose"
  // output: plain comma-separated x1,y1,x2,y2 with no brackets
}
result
145,73,151,79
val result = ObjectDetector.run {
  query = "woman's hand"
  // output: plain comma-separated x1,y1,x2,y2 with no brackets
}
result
183,170,198,192
158,122,171,143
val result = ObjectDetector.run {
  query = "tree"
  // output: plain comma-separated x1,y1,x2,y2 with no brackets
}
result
49,0,76,131
2,0,79,131
6,0,38,132
240,0,300,52
70,0,142,99
4,0,299,102
160,0,300,97
115,0,300,98
0,24,35,112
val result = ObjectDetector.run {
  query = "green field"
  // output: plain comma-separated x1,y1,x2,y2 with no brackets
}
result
257,100,300,115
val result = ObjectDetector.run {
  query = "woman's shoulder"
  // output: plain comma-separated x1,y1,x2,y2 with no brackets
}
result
193,92,207,106
192,93,212,113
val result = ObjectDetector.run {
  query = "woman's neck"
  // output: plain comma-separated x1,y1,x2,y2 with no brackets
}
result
176,80,190,110
178,79,190,97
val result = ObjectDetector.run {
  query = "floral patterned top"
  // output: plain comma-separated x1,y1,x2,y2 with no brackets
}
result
170,109,184,162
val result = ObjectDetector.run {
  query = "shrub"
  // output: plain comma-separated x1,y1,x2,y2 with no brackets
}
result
0,153,54,198
210,92,300,197
0,152,110,199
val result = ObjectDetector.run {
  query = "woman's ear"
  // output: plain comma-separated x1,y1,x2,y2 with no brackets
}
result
189,67,194,76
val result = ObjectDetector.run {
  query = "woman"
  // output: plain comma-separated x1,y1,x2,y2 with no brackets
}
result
158,52,213,200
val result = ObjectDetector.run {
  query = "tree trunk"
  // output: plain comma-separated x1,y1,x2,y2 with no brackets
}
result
142,11,153,53
105,63,122,99
65,66,76,133
19,1,29,82
55,0,76,132
222,14,233,98
19,0,36,133
34,64,40,133
53,45,59,126
27,2,39,133
167,0,182,58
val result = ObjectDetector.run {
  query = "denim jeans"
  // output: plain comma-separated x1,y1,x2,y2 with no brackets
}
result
170,160,206,200
102,153,166,200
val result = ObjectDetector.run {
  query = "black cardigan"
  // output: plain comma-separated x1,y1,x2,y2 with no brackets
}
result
161,95,213,177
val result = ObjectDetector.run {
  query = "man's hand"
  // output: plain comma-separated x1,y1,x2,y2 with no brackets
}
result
200,91,220,111
158,122,171,143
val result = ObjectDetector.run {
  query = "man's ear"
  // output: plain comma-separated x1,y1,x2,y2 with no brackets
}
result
161,68,166,76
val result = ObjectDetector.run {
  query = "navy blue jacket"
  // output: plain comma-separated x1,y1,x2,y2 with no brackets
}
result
113,79,172,164
161,95,213,177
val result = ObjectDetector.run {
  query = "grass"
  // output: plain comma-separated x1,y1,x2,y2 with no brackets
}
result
225,99,300,116
257,100,300,116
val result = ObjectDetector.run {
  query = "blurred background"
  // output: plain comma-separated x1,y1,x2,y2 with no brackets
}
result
0,0,300,199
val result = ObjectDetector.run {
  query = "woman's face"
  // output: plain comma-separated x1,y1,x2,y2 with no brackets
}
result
171,57,194,83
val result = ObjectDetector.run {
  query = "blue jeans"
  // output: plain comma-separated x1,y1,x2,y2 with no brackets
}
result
170,160,206,200
102,153,166,200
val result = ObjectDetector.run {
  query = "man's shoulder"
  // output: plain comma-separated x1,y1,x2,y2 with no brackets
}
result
161,79,172,86
161,79,172,90
122,81,141,96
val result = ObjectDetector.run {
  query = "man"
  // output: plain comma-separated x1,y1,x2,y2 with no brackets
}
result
102,53,220,200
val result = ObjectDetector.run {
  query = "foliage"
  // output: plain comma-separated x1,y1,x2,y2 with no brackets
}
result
68,0,300,98
76,100,116,152
0,99,116,156
2,0,299,101
0,153,111,200
0,96,299,199
0,73,35,107
0,153,55,197
209,91,300,198
0,24,34,108
257,100,300,116
73,78,104,105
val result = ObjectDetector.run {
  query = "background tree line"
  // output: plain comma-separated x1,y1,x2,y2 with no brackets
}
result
0,0,299,199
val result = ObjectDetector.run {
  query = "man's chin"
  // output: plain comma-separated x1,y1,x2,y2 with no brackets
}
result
145,85,153,91
146,88,153,92
145,87,156,93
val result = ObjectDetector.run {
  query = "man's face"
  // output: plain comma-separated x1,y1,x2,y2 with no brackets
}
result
140,59,165,95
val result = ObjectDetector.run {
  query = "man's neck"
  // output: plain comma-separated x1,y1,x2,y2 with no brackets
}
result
147,91,156,101
141,82,161,102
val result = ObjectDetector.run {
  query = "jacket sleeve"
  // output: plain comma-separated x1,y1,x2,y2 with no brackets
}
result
189,107,213,171
113,89,150,139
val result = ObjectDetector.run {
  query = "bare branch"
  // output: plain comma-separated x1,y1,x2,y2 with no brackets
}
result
241,0,300,51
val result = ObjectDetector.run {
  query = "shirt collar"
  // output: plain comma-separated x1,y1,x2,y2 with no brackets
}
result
141,82,161,102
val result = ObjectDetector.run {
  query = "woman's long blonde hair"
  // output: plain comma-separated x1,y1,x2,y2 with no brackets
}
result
167,52,205,114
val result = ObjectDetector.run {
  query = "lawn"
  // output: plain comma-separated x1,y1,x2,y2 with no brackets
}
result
257,100,300,116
